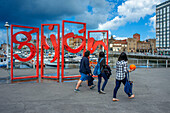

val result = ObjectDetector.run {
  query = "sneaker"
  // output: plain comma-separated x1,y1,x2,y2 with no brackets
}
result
128,94,135,99
99,90,106,94
90,85,96,89
112,98,119,101
74,89,80,92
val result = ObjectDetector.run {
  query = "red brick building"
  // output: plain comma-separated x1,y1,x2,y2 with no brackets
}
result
133,33,140,42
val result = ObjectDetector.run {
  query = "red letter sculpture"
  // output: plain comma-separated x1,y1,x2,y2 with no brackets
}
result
88,30,109,64
11,25,39,80
41,24,60,79
61,20,86,79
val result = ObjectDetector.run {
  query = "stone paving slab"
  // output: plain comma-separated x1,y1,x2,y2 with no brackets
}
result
0,68,170,113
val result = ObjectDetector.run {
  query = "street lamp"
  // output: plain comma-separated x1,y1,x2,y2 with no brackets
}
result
4,22,10,69
102,32,105,52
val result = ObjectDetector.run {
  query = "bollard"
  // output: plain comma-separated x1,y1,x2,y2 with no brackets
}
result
157,60,158,68
147,59,149,68
166,60,168,68
33,61,35,69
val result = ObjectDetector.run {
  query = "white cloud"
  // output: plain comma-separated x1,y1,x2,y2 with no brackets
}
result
98,0,167,30
149,15,156,29
112,35,116,38
75,0,115,29
98,16,126,30
108,30,112,39
115,37,128,40
112,34,128,40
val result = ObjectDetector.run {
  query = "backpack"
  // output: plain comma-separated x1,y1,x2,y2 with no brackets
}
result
103,65,112,79
93,58,104,75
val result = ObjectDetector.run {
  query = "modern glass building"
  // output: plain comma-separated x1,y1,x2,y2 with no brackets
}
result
156,0,170,55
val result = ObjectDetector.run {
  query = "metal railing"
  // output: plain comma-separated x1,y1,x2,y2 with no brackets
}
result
109,59,170,68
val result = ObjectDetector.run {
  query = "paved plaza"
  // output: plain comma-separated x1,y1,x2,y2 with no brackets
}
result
0,68,170,113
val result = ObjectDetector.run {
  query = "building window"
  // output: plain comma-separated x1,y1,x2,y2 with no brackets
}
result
163,8,166,13
163,24,166,27
160,9,162,14
160,24,162,27
160,15,162,19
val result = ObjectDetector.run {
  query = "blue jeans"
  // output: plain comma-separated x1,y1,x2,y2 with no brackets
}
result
98,73,108,92
113,77,131,98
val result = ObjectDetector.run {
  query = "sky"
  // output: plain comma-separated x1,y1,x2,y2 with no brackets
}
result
0,0,168,44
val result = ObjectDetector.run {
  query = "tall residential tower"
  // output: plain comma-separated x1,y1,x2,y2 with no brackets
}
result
156,0,170,55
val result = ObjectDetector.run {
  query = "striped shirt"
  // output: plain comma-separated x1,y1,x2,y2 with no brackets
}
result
116,60,128,80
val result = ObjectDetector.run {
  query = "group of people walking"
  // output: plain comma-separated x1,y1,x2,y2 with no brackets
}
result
74,51,135,101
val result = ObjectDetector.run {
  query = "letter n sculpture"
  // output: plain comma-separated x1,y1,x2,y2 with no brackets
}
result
88,30,109,64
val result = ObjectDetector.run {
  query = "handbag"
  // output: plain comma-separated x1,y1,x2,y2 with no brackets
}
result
87,75,94,86
124,71,133,95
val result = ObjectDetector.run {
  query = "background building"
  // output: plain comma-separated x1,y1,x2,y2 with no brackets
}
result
110,39,127,52
156,0,170,55
127,38,137,53
137,41,150,53
1,43,10,53
69,38,82,49
109,33,156,54
133,33,140,42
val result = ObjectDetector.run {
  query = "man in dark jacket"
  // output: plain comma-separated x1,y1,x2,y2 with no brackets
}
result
74,50,95,92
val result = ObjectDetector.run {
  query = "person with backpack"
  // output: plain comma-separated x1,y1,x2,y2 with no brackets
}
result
74,50,95,92
112,52,135,101
97,51,108,94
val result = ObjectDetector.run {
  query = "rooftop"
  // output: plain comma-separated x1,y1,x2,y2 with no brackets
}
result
156,0,170,9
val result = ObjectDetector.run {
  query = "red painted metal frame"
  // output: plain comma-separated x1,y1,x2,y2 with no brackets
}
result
88,30,108,77
61,20,86,79
88,30,109,65
11,25,39,80
41,24,60,79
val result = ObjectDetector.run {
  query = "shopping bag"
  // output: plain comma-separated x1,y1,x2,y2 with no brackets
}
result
124,71,133,95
